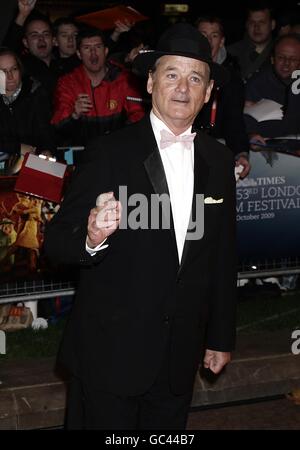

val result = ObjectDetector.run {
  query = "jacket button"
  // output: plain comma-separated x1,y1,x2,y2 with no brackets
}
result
163,315,170,325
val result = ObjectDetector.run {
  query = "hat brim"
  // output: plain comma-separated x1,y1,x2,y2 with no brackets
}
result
133,50,230,87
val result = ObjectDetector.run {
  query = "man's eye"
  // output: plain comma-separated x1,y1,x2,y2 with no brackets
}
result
166,73,177,79
191,76,201,83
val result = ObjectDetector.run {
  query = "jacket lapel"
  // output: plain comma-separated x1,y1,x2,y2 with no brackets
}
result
178,134,210,275
141,118,178,263
143,149,170,199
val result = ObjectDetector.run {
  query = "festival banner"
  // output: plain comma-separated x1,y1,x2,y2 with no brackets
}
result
236,149,300,260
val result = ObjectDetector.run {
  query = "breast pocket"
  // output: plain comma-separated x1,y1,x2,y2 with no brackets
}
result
202,202,224,240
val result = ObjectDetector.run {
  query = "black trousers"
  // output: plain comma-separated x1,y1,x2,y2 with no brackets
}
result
65,353,194,430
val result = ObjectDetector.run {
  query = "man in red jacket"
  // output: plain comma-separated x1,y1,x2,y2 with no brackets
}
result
51,27,145,147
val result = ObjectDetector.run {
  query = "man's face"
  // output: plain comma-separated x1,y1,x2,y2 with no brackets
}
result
273,38,300,80
197,22,225,61
246,10,275,45
23,20,53,61
78,36,108,73
147,55,213,131
0,54,21,95
54,23,78,58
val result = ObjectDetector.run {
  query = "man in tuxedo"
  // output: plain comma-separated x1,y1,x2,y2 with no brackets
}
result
45,23,237,430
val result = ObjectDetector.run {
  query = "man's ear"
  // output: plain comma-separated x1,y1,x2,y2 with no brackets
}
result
104,47,109,58
204,79,214,104
23,37,29,50
147,72,153,94
53,37,58,47
77,49,82,60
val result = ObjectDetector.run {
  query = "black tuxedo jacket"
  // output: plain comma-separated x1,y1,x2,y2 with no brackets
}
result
45,115,237,396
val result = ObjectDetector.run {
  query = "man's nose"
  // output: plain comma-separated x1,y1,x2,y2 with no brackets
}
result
282,57,292,67
176,78,188,92
6,70,13,80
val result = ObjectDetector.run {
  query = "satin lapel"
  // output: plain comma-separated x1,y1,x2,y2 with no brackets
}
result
143,149,170,199
141,116,170,199
141,119,178,264
178,135,210,275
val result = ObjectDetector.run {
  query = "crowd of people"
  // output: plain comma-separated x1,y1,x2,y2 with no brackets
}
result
0,0,148,163
0,0,299,174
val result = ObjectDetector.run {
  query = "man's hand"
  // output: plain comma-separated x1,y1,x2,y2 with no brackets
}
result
16,0,37,26
125,43,145,64
236,156,251,179
87,192,122,248
203,349,231,374
111,19,134,42
249,133,267,150
21,143,36,155
72,94,93,119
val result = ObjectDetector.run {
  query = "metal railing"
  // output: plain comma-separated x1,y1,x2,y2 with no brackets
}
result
0,279,75,305
1,256,300,305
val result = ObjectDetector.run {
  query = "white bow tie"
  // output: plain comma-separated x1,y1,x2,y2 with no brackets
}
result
160,129,196,150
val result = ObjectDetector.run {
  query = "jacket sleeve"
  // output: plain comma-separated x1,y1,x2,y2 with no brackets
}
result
221,71,250,156
51,76,76,126
44,141,112,267
205,152,237,351
51,76,81,144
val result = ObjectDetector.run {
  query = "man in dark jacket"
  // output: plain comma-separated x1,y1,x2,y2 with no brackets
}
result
244,33,300,144
0,48,55,158
4,4,58,97
51,17,81,78
227,1,275,82
195,16,250,178
45,24,237,430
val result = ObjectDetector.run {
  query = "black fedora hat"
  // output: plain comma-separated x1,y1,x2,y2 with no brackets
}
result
133,23,229,87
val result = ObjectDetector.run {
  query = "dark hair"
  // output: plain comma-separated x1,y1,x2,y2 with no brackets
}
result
53,17,79,37
272,32,300,55
76,27,107,50
0,47,24,76
195,16,225,37
23,13,53,35
246,1,274,20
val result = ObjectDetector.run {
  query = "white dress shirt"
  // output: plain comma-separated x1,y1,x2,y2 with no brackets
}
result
150,111,194,262
86,111,195,262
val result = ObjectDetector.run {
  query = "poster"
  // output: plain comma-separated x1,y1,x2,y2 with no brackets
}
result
236,149,300,265
0,176,60,283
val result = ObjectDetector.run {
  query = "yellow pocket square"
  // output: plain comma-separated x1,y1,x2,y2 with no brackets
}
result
204,197,223,204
